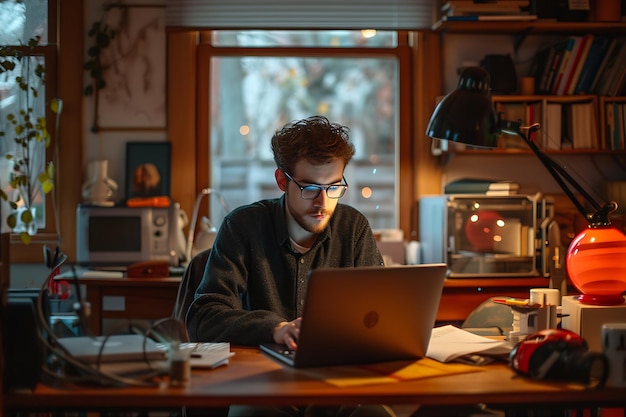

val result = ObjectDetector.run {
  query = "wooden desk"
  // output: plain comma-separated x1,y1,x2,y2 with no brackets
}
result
76,276,550,335
4,346,626,414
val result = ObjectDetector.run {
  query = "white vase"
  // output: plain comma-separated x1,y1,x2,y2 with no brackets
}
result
82,160,118,206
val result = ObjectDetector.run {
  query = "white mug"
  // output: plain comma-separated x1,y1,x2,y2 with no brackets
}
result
602,323,626,387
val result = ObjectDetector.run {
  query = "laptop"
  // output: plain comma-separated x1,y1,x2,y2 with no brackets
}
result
260,263,447,368
56,334,168,363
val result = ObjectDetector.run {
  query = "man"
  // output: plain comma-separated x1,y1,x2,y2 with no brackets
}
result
187,115,393,417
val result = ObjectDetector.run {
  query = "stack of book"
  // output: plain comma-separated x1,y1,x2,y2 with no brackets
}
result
445,178,520,195
440,0,536,21
541,101,598,150
530,35,626,96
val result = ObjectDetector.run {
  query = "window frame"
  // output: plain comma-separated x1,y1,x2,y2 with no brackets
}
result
4,1,58,250
170,30,414,239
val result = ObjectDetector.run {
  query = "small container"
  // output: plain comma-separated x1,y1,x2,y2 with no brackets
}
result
169,341,191,387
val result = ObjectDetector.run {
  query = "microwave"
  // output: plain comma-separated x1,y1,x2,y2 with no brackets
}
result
419,194,555,277
76,204,180,267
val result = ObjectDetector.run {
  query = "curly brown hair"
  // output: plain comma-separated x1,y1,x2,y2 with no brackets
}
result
271,115,355,174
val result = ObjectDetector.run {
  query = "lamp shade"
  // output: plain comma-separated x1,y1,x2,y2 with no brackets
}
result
425,67,499,148
566,225,626,306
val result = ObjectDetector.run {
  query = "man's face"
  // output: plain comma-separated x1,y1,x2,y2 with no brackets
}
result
281,158,345,235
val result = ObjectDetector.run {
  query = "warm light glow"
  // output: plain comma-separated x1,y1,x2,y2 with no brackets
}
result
566,226,626,305
361,29,377,38
361,187,372,199
239,125,250,135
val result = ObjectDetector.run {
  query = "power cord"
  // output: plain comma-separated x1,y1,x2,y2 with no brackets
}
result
35,255,185,387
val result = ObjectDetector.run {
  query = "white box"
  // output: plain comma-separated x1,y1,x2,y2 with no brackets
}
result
561,295,626,352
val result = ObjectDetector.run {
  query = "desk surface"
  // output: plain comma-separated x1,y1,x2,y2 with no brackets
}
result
4,346,626,412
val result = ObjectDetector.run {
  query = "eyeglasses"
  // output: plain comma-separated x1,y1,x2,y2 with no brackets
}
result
282,171,348,200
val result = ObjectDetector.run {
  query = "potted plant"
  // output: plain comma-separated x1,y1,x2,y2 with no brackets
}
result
0,37,62,245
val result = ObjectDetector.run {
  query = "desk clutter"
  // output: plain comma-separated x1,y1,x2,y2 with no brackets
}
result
4,247,234,391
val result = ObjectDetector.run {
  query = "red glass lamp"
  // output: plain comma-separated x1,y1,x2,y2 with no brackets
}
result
426,67,626,305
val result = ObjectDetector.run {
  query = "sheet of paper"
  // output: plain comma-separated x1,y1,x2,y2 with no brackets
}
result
299,357,483,387
426,325,513,363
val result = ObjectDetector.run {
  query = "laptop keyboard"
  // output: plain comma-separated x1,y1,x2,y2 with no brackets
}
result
277,348,295,359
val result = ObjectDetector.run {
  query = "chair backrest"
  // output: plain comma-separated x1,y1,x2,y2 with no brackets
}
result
172,249,211,322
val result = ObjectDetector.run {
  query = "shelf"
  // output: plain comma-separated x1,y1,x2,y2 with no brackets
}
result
442,149,626,156
432,20,626,34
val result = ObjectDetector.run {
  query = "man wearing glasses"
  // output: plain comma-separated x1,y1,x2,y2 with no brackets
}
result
187,115,390,417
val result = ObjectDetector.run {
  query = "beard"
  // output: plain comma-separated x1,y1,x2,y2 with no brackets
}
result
286,192,334,235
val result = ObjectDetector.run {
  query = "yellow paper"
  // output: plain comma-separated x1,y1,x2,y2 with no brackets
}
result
299,357,484,387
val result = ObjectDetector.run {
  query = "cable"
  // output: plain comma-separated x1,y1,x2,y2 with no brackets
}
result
35,256,184,387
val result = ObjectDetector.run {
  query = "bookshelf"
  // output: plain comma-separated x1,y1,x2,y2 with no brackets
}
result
432,19,626,156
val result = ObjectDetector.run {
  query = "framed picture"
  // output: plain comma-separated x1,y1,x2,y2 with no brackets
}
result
125,142,171,200
91,5,166,132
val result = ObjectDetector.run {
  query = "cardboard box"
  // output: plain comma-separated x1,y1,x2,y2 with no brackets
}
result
561,295,626,352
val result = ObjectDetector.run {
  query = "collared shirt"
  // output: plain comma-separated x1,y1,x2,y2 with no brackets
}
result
186,195,384,346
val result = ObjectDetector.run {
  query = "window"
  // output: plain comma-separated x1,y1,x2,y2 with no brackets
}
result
199,30,411,230
0,0,56,234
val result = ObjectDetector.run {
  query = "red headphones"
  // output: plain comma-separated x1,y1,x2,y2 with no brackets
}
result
510,328,609,387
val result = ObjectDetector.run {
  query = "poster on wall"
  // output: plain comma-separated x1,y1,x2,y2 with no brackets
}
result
91,5,166,131
125,142,171,200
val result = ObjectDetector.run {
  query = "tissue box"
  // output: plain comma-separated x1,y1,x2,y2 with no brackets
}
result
561,295,626,352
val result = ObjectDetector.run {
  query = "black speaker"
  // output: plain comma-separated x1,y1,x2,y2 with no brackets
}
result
480,54,518,94
3,289,49,391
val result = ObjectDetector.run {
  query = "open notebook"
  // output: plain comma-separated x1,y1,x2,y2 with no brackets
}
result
260,263,447,368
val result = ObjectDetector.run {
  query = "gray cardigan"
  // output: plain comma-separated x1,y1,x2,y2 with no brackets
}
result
186,196,384,345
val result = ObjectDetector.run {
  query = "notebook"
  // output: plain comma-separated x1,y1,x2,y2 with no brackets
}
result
56,334,168,363
260,263,447,368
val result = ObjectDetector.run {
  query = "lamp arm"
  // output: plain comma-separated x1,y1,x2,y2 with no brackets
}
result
502,121,609,224
185,188,231,262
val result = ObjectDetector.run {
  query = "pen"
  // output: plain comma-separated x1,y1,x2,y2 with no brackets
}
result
492,297,532,307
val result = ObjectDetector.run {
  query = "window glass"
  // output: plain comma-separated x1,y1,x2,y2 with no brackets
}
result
0,0,48,45
207,31,399,230
211,30,396,47
0,0,49,229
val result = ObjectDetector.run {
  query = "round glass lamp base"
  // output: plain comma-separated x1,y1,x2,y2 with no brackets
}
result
576,293,625,306
566,226,626,307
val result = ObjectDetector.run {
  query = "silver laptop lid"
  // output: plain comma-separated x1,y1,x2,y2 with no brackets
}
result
288,263,446,367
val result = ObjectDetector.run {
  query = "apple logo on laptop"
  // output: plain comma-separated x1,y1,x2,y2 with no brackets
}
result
363,311,379,328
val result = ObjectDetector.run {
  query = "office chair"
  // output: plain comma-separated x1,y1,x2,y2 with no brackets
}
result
172,248,211,324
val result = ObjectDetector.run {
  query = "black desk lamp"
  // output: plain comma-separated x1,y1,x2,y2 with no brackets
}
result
426,66,626,306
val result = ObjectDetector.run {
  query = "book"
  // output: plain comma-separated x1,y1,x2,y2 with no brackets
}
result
551,36,577,95
534,45,559,94
590,39,623,94
555,36,582,95
544,102,562,150
441,0,530,15
605,48,626,96
542,41,568,94
565,34,594,95
573,36,611,95
570,101,597,149
444,178,518,194
441,14,537,21
488,181,520,191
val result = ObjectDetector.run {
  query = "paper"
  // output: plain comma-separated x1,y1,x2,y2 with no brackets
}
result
182,342,234,369
426,325,513,363
299,357,483,387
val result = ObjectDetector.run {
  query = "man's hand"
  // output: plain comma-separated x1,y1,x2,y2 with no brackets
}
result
273,318,301,351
